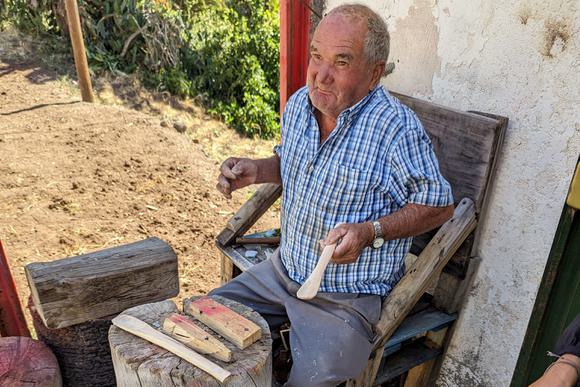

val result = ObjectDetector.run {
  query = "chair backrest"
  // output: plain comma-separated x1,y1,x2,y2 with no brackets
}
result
392,93,507,278
392,92,507,215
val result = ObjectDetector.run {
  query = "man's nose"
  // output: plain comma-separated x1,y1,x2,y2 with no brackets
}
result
317,63,332,84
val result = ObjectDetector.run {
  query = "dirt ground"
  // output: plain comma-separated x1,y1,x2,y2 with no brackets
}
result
0,31,279,333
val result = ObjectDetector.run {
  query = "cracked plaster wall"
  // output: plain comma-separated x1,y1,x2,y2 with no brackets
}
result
326,0,579,385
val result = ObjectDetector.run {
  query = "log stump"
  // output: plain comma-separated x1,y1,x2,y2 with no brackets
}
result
109,297,272,386
29,299,116,387
0,336,62,386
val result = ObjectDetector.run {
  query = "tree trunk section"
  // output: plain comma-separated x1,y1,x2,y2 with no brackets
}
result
0,336,62,387
109,297,272,386
30,299,116,387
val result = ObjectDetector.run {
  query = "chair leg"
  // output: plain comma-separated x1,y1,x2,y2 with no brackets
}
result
220,255,234,284
403,328,448,387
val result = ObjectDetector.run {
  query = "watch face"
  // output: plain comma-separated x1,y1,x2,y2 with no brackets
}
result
373,238,385,249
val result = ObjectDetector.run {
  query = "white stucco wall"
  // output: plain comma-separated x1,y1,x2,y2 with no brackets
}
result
325,0,579,385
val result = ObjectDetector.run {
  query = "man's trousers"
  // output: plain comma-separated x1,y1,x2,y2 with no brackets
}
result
209,250,381,387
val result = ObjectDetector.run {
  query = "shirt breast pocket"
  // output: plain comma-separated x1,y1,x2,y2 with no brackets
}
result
321,163,379,218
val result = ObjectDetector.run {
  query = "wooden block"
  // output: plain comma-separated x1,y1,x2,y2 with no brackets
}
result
109,299,273,386
184,297,262,349
112,314,232,383
163,313,232,362
25,237,179,329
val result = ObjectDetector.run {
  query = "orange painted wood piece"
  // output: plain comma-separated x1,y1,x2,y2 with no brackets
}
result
163,313,232,362
0,336,62,386
185,297,262,349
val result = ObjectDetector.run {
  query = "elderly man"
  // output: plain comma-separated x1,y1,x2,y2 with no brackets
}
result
213,4,454,386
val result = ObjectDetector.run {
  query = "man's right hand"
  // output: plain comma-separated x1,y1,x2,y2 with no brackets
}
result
216,157,258,199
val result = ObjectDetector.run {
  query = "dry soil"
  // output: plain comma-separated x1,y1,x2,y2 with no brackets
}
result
0,31,279,332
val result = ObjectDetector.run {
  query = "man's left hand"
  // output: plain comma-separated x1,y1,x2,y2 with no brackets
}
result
322,222,374,264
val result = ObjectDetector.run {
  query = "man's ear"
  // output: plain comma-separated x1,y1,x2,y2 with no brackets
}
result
370,61,386,89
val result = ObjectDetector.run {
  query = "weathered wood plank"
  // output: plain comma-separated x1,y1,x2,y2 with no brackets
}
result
163,313,233,362
392,93,506,214
374,198,476,343
184,297,262,349
372,341,441,386
352,198,477,386
403,328,448,387
433,257,482,314
384,307,456,351
25,237,178,329
217,244,272,272
216,183,282,246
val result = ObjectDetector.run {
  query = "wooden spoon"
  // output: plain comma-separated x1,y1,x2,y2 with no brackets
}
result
296,243,337,300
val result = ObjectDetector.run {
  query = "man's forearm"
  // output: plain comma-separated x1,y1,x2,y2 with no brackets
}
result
373,203,454,242
326,202,454,264
254,155,282,185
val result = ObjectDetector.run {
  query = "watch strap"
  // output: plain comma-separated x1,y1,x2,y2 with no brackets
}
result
372,221,383,239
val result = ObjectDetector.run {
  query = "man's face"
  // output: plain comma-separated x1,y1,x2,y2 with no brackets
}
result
307,13,378,120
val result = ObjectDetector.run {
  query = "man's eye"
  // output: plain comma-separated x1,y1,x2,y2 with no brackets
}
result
311,53,321,60
336,61,348,66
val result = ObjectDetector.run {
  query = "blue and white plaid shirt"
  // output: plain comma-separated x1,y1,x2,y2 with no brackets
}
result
275,85,453,296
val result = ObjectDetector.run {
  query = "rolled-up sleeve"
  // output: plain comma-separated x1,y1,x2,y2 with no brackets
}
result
388,128,454,207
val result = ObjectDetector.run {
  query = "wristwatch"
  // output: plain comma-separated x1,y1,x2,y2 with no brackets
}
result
371,221,384,249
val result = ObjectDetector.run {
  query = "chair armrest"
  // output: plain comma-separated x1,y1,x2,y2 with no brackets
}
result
374,198,477,348
216,183,282,246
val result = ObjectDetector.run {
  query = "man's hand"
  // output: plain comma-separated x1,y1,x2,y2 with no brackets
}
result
322,222,374,264
216,157,258,199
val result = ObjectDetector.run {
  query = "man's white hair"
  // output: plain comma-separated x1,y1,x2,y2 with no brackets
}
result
326,4,390,69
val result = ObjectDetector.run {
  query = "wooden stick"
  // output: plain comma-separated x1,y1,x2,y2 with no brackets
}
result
64,0,94,102
112,314,231,383
374,198,476,344
162,314,232,362
235,236,280,245
217,184,282,246
296,243,336,300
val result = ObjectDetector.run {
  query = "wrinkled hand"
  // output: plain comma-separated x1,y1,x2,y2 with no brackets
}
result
216,157,258,199
322,222,374,264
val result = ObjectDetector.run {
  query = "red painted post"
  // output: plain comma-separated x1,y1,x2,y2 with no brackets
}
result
280,0,311,114
0,240,30,337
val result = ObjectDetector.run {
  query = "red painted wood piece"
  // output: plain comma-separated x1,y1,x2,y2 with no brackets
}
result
186,297,262,349
0,241,30,337
279,0,310,113
0,336,61,386
193,297,232,317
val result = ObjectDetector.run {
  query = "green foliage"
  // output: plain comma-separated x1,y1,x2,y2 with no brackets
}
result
81,0,185,75
1,0,280,139
183,0,279,138
0,0,62,33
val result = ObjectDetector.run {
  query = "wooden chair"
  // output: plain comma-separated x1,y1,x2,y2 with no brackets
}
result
216,92,507,386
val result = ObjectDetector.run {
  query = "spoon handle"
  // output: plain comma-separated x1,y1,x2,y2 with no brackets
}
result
296,243,336,300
